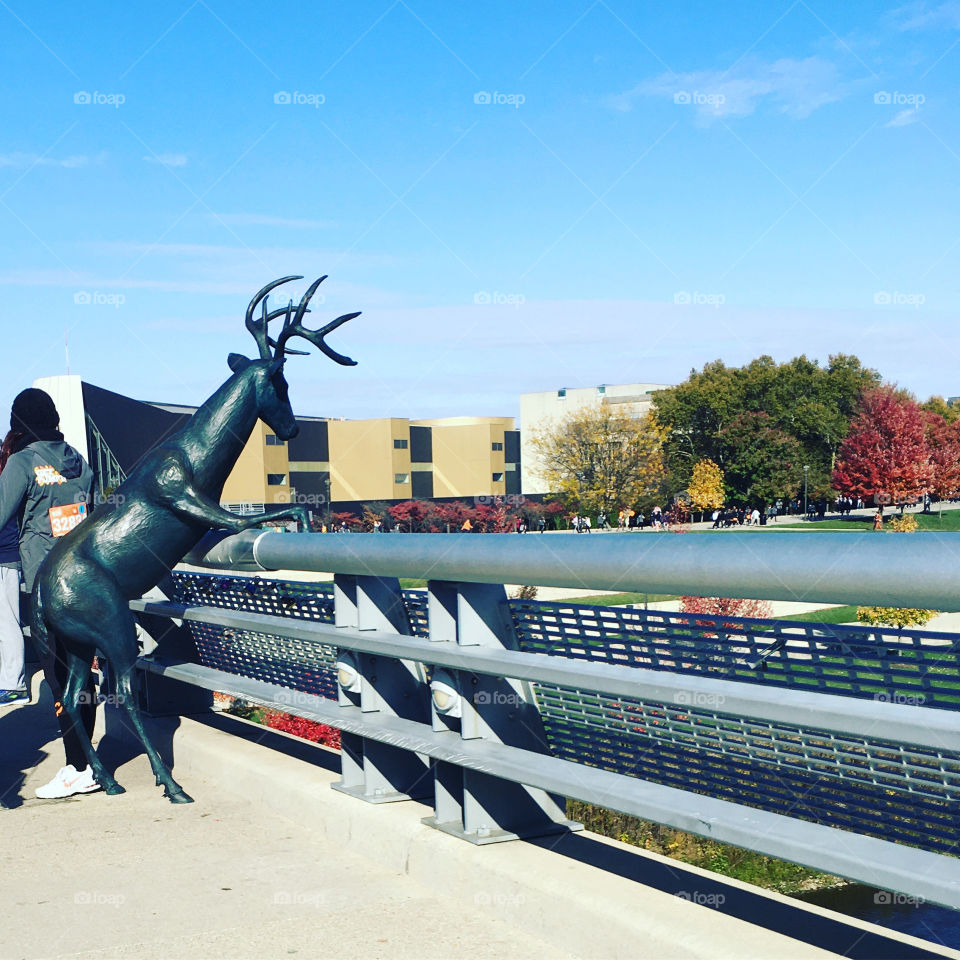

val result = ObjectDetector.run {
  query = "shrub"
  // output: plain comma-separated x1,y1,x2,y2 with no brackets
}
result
856,606,936,629
890,514,919,532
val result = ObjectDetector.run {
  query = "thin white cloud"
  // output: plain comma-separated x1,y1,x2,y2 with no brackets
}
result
144,153,188,167
610,56,848,121
0,153,90,169
894,1,960,31
887,108,920,126
211,213,336,229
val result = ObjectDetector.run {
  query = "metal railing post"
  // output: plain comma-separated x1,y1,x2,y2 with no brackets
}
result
422,580,581,843
332,573,432,803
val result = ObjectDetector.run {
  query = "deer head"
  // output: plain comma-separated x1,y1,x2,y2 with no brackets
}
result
228,275,359,441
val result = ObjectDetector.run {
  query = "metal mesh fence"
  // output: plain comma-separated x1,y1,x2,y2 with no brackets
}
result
165,573,960,854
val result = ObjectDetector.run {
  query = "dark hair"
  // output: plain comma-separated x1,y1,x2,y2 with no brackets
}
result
0,429,22,475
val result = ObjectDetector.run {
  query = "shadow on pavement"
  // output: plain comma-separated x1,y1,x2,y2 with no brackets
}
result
533,831,952,960
0,663,59,809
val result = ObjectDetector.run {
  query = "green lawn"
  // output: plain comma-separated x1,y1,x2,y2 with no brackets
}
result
779,605,860,624
777,511,960,532
552,592,678,606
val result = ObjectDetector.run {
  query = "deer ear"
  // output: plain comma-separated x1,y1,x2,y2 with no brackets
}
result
228,353,252,373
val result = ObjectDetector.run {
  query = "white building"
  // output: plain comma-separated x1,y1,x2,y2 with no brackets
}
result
520,382,672,495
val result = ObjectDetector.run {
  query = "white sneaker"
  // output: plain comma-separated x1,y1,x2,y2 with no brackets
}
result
35,764,101,799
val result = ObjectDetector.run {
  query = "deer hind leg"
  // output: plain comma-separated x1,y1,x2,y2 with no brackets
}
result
108,618,194,804
59,641,124,795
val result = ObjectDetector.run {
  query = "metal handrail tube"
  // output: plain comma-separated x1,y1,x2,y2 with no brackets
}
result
185,529,960,611
131,599,960,753
140,654,960,910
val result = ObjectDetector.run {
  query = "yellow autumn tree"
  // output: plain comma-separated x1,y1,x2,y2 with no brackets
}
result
531,407,665,515
856,513,936,628
687,458,725,521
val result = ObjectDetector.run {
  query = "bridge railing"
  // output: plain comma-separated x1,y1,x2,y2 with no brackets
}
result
130,530,960,910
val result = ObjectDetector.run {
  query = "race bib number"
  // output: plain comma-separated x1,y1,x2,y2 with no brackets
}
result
49,502,88,537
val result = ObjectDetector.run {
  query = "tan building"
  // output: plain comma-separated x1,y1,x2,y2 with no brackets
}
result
39,376,521,513
284,415,520,506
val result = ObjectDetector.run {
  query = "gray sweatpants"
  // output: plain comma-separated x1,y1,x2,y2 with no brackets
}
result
0,564,24,691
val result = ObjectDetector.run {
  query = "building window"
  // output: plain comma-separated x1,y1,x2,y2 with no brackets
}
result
491,441,503,451
492,472,504,483
597,385,606,395
557,388,566,398
267,474,287,486
265,434,285,446
394,473,410,484
393,438,408,449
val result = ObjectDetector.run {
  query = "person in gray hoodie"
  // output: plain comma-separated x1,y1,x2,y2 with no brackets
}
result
0,388,99,798
0,431,25,704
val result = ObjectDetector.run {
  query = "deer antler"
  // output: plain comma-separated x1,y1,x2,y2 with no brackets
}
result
245,276,302,359
272,275,360,366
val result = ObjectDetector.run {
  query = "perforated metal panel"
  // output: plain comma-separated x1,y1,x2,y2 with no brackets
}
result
534,685,960,853
170,573,430,699
511,600,960,710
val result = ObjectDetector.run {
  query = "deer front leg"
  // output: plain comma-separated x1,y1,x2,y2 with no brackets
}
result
257,503,312,531
169,485,268,533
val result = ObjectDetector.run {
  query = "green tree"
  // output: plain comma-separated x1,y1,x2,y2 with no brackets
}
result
718,412,803,506
653,354,879,499
531,407,665,515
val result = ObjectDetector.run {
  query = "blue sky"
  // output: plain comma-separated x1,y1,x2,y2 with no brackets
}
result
1,0,958,421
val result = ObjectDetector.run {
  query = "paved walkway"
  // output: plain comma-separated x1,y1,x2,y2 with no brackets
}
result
0,673,572,960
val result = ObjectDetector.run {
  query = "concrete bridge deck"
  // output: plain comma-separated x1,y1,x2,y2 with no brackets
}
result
1,671,955,960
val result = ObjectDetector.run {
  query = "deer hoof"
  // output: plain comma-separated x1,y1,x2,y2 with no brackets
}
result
104,782,126,796
165,788,194,804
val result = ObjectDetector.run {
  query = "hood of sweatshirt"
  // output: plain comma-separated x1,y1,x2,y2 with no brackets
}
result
24,440,85,480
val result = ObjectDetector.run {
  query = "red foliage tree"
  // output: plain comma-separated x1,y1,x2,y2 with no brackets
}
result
925,412,960,508
680,596,774,620
387,500,429,531
832,387,933,509
330,510,362,530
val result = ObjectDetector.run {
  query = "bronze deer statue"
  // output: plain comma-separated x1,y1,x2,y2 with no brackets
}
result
32,276,358,802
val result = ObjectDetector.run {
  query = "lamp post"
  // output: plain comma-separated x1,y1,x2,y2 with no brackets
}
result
803,465,809,518
324,475,332,531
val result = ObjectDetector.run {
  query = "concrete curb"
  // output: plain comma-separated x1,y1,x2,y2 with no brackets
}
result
105,707,957,960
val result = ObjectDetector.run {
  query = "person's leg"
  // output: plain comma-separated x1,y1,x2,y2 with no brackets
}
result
39,636,95,770
0,566,24,692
